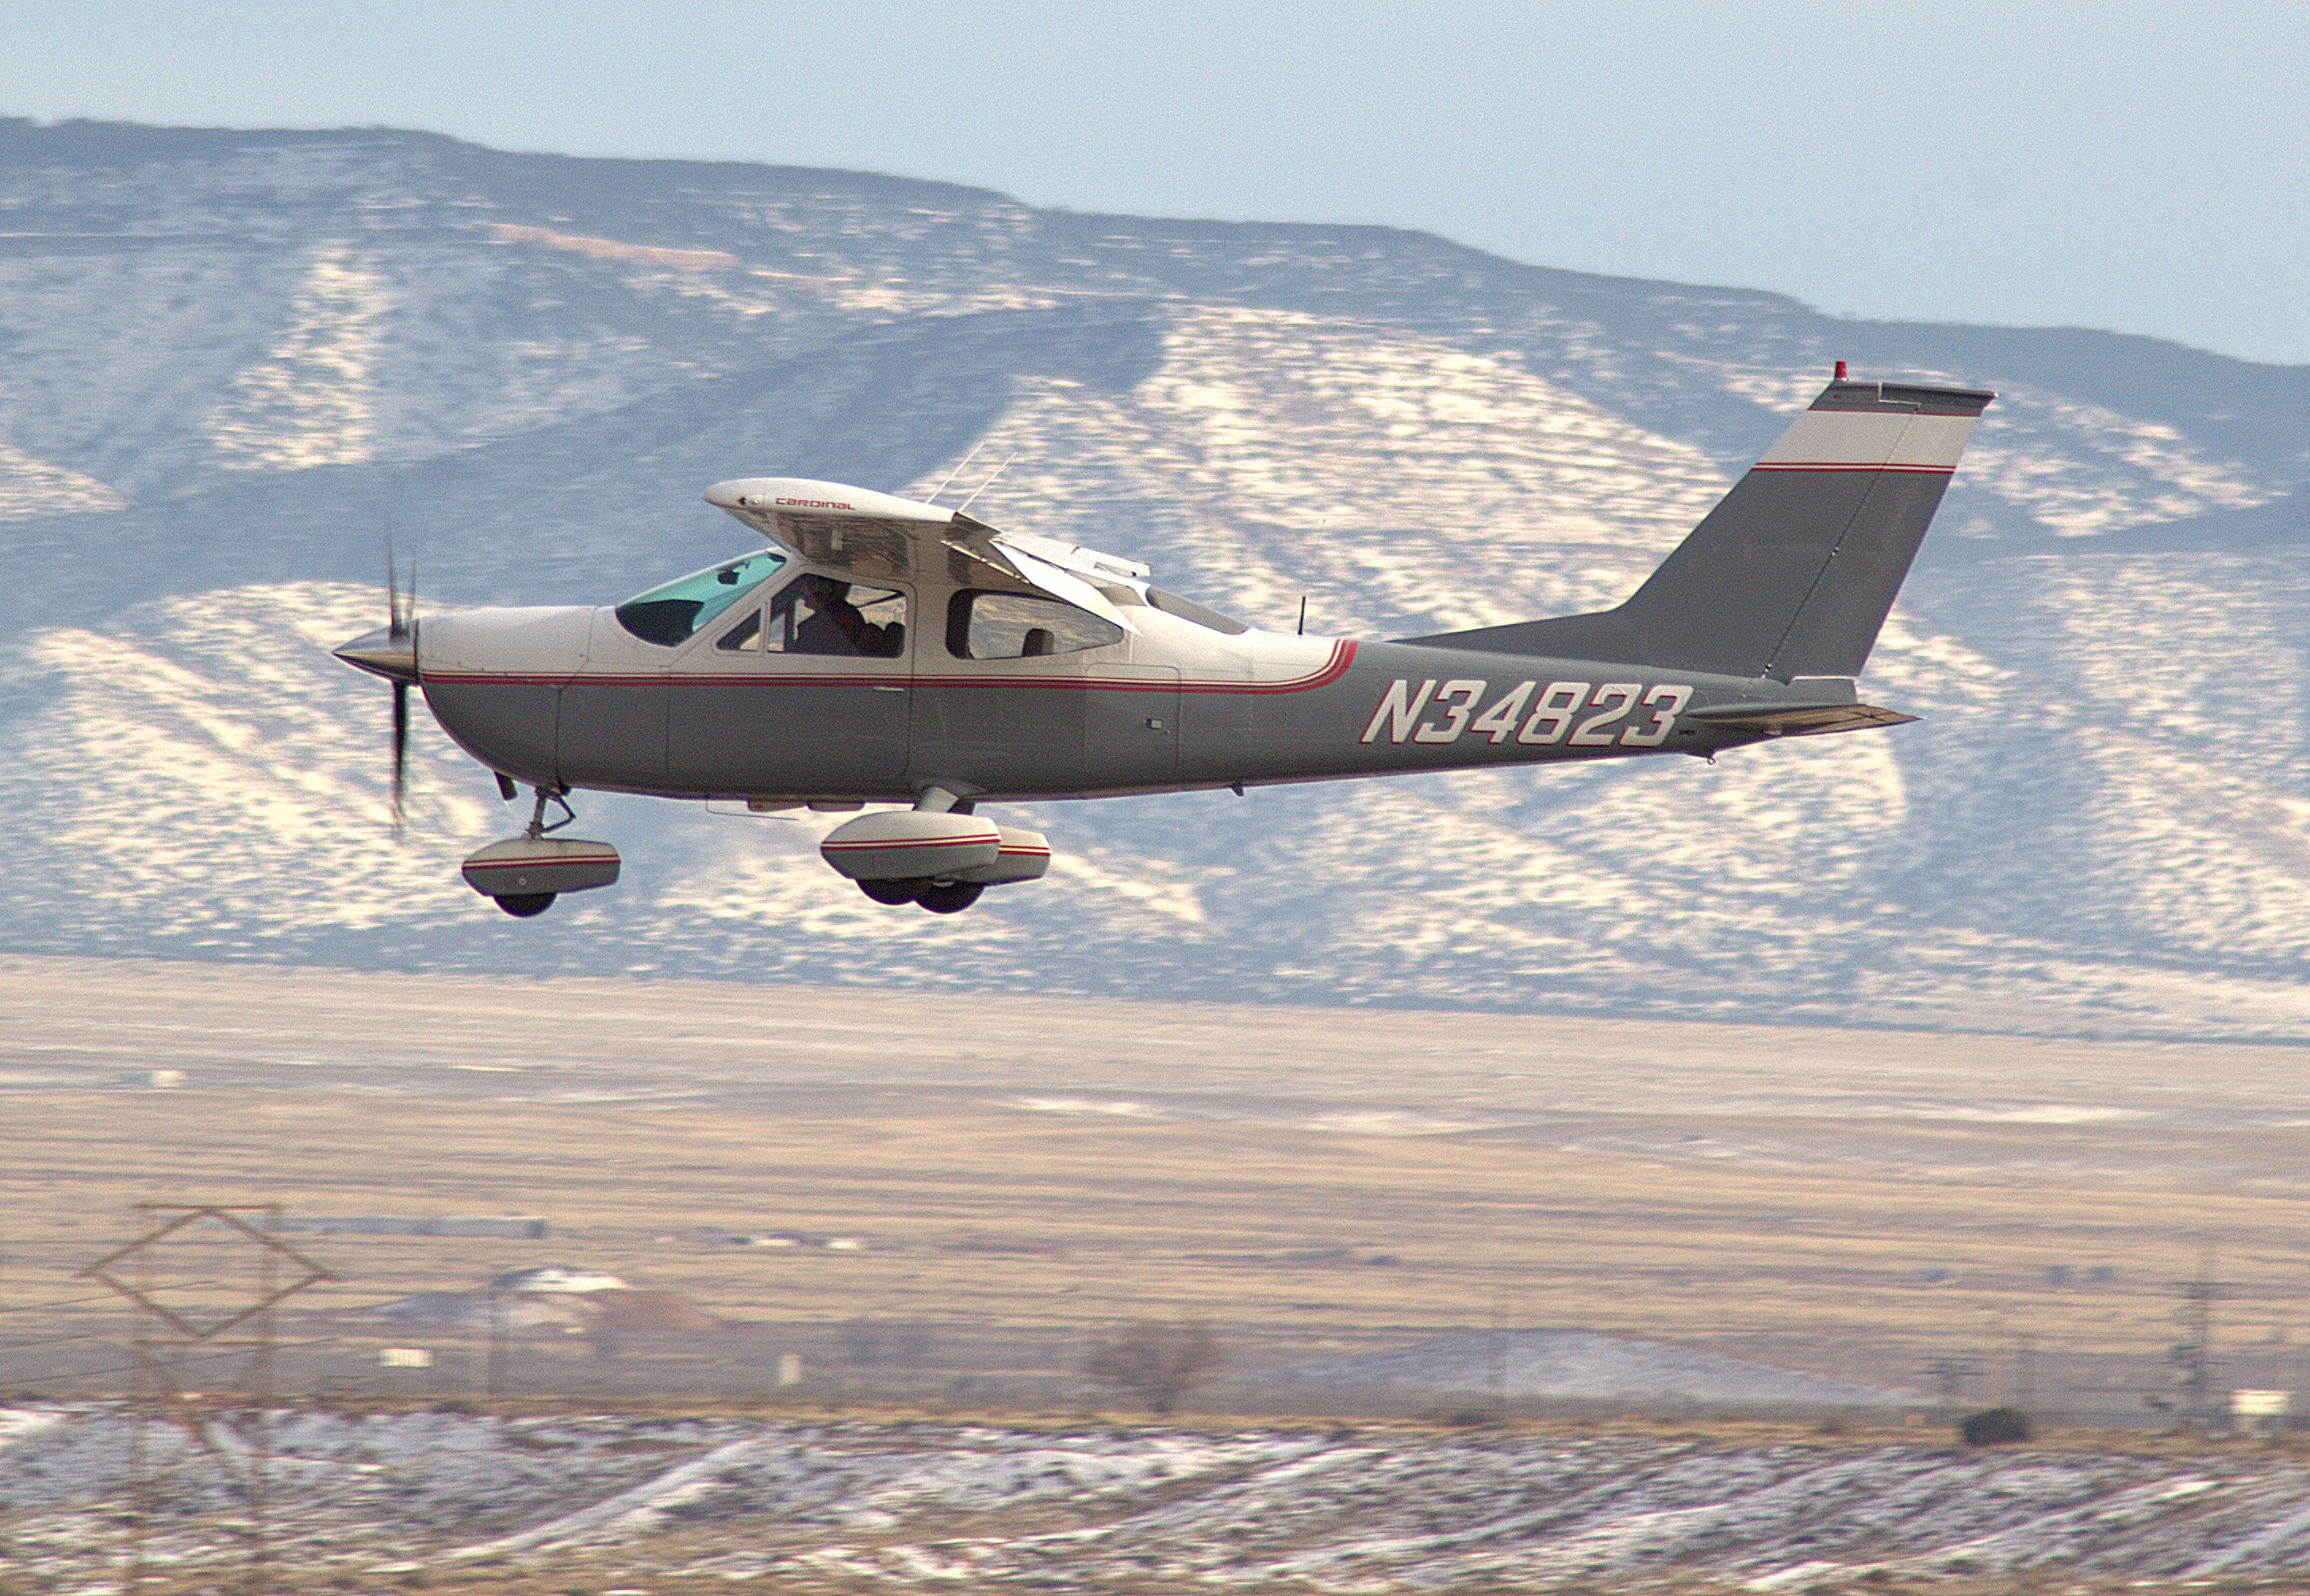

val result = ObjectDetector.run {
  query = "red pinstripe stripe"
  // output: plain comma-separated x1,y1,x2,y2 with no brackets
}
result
423,640,1358,693
1750,462,1955,474
821,834,995,852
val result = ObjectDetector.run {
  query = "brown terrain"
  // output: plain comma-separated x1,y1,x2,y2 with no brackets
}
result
0,953,2304,1418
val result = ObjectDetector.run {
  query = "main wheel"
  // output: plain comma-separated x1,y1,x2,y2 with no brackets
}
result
917,880,984,915
495,892,557,918
858,877,927,906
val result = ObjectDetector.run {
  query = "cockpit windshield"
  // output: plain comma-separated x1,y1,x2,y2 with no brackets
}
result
615,551,788,646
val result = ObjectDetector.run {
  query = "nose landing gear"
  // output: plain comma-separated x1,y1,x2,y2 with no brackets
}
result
460,785,622,918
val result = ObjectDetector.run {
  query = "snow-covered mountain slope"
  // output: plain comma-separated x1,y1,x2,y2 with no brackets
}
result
2,120,2307,1038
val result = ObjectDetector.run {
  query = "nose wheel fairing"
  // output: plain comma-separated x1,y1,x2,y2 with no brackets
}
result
459,788,622,918
460,834,622,906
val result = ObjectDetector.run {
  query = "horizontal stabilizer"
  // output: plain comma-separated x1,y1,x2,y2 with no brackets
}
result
1683,701,1919,739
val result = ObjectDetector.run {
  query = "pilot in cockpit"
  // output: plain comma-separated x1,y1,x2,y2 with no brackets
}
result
792,574,903,658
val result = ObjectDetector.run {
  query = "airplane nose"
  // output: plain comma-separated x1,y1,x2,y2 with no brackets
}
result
334,625,418,683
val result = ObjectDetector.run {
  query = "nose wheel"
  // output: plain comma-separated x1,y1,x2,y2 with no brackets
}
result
497,788,570,918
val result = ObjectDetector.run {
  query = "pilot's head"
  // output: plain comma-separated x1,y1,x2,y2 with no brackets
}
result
798,574,850,608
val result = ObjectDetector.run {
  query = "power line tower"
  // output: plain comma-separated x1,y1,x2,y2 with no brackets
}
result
2169,1242,2227,1430
80,1203,336,1593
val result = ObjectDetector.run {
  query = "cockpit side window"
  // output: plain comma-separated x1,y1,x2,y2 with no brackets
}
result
719,575,908,658
946,591,1125,659
616,551,787,646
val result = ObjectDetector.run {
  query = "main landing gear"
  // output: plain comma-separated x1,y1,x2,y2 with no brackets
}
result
857,877,987,914
819,788,1050,915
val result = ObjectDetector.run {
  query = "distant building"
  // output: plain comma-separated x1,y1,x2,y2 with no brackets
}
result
491,1265,627,1294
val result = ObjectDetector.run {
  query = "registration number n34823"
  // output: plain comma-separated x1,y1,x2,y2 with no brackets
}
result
1359,679,1694,748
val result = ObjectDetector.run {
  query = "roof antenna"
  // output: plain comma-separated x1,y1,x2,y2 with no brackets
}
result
954,451,1016,515
1297,596,1307,635
923,439,986,506
1834,359,1848,380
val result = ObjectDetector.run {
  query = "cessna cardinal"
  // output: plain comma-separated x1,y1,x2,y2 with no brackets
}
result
335,370,1993,916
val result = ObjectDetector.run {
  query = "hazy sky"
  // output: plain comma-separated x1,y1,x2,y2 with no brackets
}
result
10,2,2307,364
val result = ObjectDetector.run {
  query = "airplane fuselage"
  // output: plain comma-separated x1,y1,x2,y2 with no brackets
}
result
413,600,1832,806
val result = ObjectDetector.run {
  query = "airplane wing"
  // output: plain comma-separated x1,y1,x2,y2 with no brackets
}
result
702,477,1143,632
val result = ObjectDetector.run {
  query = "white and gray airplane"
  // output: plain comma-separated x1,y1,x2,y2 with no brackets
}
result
336,370,1992,916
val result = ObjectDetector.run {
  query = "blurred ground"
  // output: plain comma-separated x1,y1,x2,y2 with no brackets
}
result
2,955,2308,1425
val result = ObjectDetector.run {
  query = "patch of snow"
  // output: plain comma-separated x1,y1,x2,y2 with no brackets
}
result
0,442,125,519
1266,1329,1913,1406
207,242,393,470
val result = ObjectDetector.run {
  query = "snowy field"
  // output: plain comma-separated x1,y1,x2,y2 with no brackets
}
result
6,1404,2310,1593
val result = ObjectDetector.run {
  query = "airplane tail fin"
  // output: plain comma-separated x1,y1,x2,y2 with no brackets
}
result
1410,376,1994,680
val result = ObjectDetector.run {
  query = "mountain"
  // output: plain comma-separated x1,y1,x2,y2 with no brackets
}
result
2,119,2306,1038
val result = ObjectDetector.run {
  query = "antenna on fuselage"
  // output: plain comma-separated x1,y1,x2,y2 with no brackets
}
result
954,451,1017,515
1297,596,1307,635
923,439,987,505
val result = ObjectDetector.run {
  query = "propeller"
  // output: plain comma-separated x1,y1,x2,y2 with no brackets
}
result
386,547,416,833
333,541,425,831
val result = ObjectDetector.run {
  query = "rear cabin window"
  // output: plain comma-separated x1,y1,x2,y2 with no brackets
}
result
615,551,787,646
946,591,1124,659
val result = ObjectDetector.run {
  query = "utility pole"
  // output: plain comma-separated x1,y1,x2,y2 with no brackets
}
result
1487,1285,1507,1404
2009,1329,2037,1413
1924,1354,1982,1412
484,1281,508,1398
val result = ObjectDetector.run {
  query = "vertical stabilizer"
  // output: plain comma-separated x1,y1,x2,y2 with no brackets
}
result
1411,378,1994,679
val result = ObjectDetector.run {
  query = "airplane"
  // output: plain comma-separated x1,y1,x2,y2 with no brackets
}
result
335,368,1993,918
